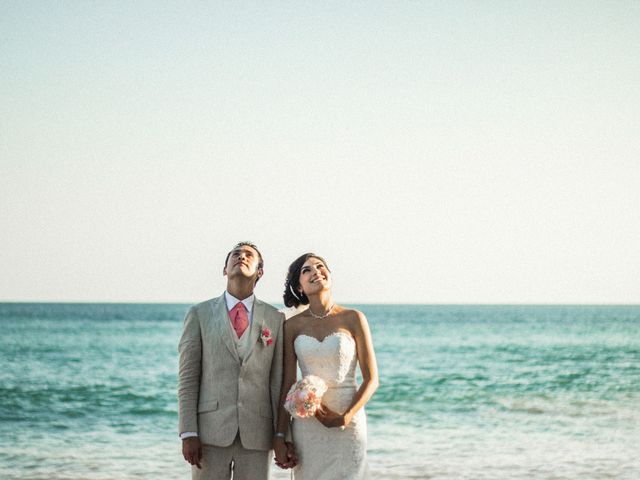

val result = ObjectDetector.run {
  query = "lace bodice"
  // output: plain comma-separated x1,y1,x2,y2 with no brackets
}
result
294,332,357,388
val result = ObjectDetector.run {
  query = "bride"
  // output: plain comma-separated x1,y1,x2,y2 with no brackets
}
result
273,253,379,479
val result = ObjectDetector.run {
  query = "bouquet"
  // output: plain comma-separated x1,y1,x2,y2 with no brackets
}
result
284,375,328,418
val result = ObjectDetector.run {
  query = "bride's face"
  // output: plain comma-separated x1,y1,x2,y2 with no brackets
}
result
298,257,332,296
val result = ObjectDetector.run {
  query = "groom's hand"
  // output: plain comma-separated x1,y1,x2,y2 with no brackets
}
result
285,441,298,468
182,437,202,469
274,439,298,469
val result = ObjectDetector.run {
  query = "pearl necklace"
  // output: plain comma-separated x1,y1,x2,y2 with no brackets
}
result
308,304,335,319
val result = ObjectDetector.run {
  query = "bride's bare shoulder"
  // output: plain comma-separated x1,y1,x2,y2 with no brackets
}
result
335,306,366,321
335,308,367,337
284,309,309,332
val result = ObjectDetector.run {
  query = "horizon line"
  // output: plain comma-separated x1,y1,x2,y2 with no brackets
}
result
1,300,639,307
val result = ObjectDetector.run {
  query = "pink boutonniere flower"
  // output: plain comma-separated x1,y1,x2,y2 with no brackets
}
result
260,327,273,346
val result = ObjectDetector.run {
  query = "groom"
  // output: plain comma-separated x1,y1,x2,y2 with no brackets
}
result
178,241,294,479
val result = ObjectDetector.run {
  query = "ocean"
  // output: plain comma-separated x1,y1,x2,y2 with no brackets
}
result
0,303,638,479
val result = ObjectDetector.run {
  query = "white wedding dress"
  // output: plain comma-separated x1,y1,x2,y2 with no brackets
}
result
292,332,370,480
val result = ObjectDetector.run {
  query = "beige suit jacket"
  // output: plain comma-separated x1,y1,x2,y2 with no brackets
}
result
178,293,285,451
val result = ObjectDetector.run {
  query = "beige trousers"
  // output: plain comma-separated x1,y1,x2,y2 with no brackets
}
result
192,434,271,480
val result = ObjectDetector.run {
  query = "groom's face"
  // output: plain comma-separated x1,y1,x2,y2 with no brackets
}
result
223,245,263,283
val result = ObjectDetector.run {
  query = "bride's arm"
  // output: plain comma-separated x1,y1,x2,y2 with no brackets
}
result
317,311,379,428
273,319,298,466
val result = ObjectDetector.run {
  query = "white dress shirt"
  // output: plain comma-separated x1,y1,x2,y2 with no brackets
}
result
224,291,255,328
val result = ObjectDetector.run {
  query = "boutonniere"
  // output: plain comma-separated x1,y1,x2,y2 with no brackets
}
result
260,327,273,346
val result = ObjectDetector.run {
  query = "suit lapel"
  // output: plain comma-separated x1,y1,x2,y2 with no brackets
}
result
210,294,240,363
242,299,265,365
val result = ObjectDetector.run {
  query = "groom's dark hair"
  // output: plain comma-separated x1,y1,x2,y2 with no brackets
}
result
224,241,264,269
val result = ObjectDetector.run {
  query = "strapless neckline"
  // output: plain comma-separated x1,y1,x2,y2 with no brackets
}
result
295,331,355,345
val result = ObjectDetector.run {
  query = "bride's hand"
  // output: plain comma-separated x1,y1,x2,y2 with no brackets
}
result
315,404,350,428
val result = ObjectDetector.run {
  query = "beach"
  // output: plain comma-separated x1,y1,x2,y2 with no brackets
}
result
1,303,638,479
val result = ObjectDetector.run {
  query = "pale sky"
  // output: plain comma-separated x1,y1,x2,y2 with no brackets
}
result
1,1,639,304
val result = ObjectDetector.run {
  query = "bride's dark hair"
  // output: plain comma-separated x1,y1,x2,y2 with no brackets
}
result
283,253,331,308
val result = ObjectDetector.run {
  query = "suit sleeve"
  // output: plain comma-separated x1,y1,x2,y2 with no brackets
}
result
269,311,285,432
177,306,202,435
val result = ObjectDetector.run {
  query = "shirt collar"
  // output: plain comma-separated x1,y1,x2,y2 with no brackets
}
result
225,291,255,314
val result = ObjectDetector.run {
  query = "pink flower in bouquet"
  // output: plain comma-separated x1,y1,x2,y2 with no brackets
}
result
284,375,328,418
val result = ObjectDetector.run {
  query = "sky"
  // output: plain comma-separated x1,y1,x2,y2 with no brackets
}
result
1,1,639,304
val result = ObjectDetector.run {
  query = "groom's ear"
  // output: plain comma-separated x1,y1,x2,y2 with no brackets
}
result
253,267,264,284
223,266,228,277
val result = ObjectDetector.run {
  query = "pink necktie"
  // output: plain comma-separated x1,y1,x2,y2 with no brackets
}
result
229,302,249,338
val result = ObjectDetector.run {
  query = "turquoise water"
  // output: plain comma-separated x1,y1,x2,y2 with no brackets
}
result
1,303,639,479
